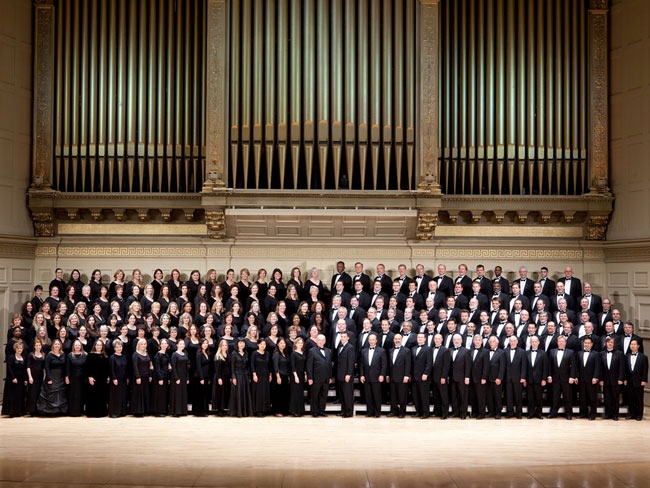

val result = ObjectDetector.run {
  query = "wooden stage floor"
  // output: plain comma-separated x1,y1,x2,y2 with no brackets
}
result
1,416,649,487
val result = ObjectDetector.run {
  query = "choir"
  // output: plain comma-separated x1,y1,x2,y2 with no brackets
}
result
2,262,647,420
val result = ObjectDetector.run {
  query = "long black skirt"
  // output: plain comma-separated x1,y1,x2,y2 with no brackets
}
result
150,380,168,415
2,379,26,417
289,378,305,416
25,377,43,416
212,379,230,414
251,376,271,415
169,380,188,416
130,378,150,415
86,380,108,417
37,370,68,415
272,374,291,415
192,379,210,416
67,376,85,416
108,380,128,417
228,374,253,417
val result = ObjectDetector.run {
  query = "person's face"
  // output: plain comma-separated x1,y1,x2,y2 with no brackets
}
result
519,268,528,279
373,282,382,293
417,334,425,345
336,262,345,273
564,267,573,278
394,335,402,347
392,282,401,293
317,336,325,348
630,341,639,353
56,269,63,279
612,310,621,321
368,335,377,347
434,335,443,346
416,265,424,276
377,265,385,275
398,265,406,277
438,264,446,276
512,285,520,296
505,325,514,335
624,324,633,335
355,263,363,274
509,337,518,348
454,284,463,294
489,337,498,350
602,299,611,310
336,281,344,292
494,267,502,277
453,336,462,347
458,265,467,275
473,336,482,348
499,310,507,321
563,324,572,334
540,268,548,279
476,266,484,278
534,284,542,295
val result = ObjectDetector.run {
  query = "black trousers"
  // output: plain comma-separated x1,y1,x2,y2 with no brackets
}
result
431,380,449,417
603,384,620,418
578,380,598,418
527,383,544,418
470,381,487,417
311,381,329,415
487,382,503,416
628,385,644,419
337,379,354,416
450,380,468,418
551,380,573,416
364,381,382,416
389,380,408,416
413,380,430,416
506,381,523,416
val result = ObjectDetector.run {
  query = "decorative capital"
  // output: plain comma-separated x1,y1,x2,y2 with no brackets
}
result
586,214,609,240
589,0,608,10
31,210,54,237
205,210,226,239
416,212,437,240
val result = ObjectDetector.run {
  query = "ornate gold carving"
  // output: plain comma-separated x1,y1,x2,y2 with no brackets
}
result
590,0,608,10
137,210,150,222
417,0,441,194
31,211,54,237
493,211,506,224
516,212,528,224
90,210,103,221
436,248,584,260
416,212,437,240
586,215,609,240
35,246,58,257
470,211,482,224
31,2,55,191
205,211,226,239
113,209,126,221
204,0,227,190
56,246,207,258
539,212,552,224
587,7,610,195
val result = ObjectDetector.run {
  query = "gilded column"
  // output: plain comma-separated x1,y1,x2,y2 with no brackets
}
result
587,0,610,195
31,0,56,191
204,0,228,191
417,0,441,194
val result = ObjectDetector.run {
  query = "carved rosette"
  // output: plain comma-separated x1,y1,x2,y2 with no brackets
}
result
31,211,54,237
205,211,226,239
417,0,441,194
416,212,438,240
586,214,609,240
204,0,227,191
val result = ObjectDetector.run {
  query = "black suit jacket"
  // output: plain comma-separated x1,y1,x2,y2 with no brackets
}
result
405,292,424,311
504,347,527,382
526,349,548,384
360,347,387,381
487,349,506,382
425,291,446,311
576,350,602,382
530,294,551,313
390,292,407,311
600,349,626,385
539,278,556,298
378,331,395,350
369,291,389,309
375,275,393,296
557,277,582,311
451,294,469,311
548,348,578,381
474,276,493,297
470,347,490,382
396,276,414,295
354,291,372,311
551,294,576,313
431,346,451,382
434,275,455,298
509,294,531,313
331,272,352,294
600,333,623,352
353,273,372,294
469,293,490,311
387,346,411,381
582,294,603,316
450,347,472,382
306,346,333,383
513,278,535,299
414,274,432,298
596,310,613,334
335,342,355,380
412,345,433,379
491,276,510,295
455,275,473,299
622,334,645,355
626,352,649,387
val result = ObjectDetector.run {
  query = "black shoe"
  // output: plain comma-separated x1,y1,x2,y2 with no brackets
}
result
387,413,396,417
420,414,429,419
589,415,596,420
336,413,343,417
375,414,381,418
494,415,501,419
566,415,572,420
613,416,618,421
440,415,448,420
477,415,485,419
398,414,405,418
637,417,643,421
626,416,634,420
516,415,522,419
312,414,319,418
536,415,544,419
547,413,557,419
319,413,327,417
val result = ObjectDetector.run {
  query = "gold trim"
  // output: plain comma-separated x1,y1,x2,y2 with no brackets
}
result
434,226,584,238
57,223,208,236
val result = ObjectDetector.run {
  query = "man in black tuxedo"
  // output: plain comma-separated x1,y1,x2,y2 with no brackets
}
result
513,266,535,299
430,333,451,418
348,296,367,331
405,281,425,311
600,321,622,352
597,297,613,334
331,280,351,310
493,309,510,339
413,263,432,299
425,280,446,311
525,336,547,419
331,261,352,295
600,336,625,420
435,264,454,298
357,318,376,356
449,333,471,419
530,282,550,313
622,322,644,355
411,333,433,418
352,280,371,311
547,335,578,419
581,282,602,316
377,319,395,350
625,339,648,421
369,281,388,310
353,262,372,294
489,298,503,326
374,263,393,296
451,283,469,311
474,264,493,297
538,266,555,298
580,322,601,352
31,285,44,314
470,281,489,312
335,331,356,417
577,301,597,327
557,266,582,312
492,266,510,295
551,282,575,313
455,264,473,299
504,336,527,418
610,309,624,335
553,298,577,325
395,264,413,295
469,334,489,418
387,333,411,418
576,336,601,420
486,336,506,418
390,280,407,311
509,283,531,313
359,333,387,417
490,282,509,312
306,334,333,417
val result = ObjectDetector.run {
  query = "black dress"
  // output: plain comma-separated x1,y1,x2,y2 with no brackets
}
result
229,351,253,417
170,351,189,416
272,351,291,415
108,354,128,417
212,356,231,415
2,354,27,417
185,338,200,405
66,353,87,416
250,350,271,416
151,351,170,415
37,353,68,415
25,353,44,416
289,351,306,416
193,352,211,416
130,352,151,415
85,353,109,417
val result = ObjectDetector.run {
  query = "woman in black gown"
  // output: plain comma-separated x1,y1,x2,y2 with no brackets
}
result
85,340,109,417
130,338,152,416
272,338,291,416
151,338,170,416
2,342,27,417
212,339,230,416
250,339,271,417
65,340,87,416
108,339,128,417
289,337,306,417
193,339,211,416
25,340,45,416
229,338,253,417
37,339,68,415
170,338,189,416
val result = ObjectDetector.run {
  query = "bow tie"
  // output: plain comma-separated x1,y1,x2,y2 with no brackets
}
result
515,312,520,315
632,353,638,356
369,347,375,350
454,347,460,351
382,332,387,335
585,294,591,297
394,347,400,350
558,349,565,352
434,346,440,349
607,350,613,354
626,335,632,338
531,349,538,352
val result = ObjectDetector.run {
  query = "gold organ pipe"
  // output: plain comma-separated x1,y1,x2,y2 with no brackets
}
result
174,0,183,188
357,0,369,190
394,0,404,190
241,0,252,188
303,0,315,189
370,0,380,190
486,0,495,192
382,0,393,190
316,0,330,190
277,0,289,189
265,0,277,189
405,0,414,190
468,0,476,193
443,0,451,190
252,0,263,189
230,0,240,188
71,0,79,190
344,0,356,189
477,0,485,190
331,0,343,189
289,0,301,189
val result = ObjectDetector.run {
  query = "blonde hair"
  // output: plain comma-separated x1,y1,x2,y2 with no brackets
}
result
215,339,229,361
